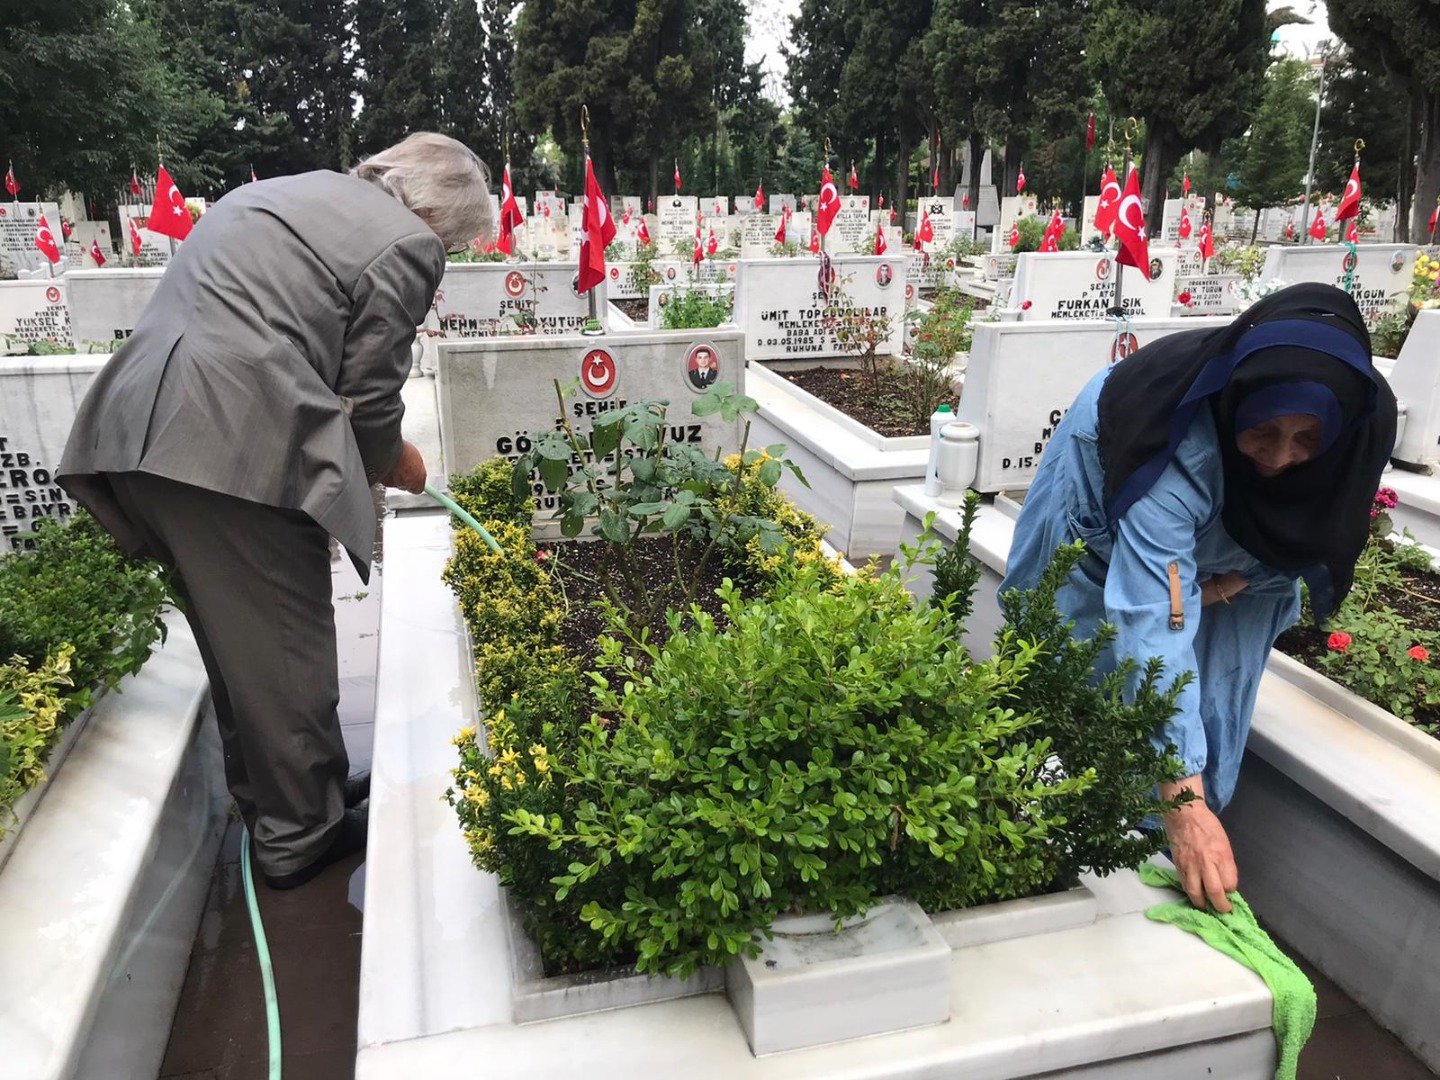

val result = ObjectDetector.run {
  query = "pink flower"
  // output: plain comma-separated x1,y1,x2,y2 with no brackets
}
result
1410,645,1429,662
1328,631,1352,653
1021,300,1033,310
1177,290,1193,308
535,549,549,562
1376,487,1399,509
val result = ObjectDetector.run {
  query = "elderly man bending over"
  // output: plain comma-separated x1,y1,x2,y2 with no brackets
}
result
60,133,494,888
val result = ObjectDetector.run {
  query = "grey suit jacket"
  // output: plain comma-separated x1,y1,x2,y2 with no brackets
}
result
59,170,445,581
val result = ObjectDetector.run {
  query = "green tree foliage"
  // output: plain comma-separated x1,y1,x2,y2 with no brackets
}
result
0,0,224,197
355,0,443,152
1317,51,1408,225
1329,0,1440,241
512,0,749,198
1232,59,1313,234
1089,0,1270,229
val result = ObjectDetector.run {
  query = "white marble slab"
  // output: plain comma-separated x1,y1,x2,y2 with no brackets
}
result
0,617,224,1080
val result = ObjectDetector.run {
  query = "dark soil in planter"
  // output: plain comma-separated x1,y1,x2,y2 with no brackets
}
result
612,298,649,323
780,366,955,438
540,536,745,672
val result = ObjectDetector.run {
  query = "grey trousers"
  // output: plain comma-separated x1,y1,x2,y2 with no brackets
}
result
107,470,347,876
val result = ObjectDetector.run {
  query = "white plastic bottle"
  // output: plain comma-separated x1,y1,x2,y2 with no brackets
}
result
924,402,955,496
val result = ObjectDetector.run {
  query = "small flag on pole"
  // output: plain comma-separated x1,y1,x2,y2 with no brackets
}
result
1113,166,1152,279
1016,164,1026,194
130,167,142,198
33,214,61,264
816,163,840,236
147,165,194,241
5,162,19,198
89,237,108,267
1085,114,1096,153
674,160,682,193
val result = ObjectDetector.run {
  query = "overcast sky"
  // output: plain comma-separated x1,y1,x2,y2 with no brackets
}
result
745,0,1333,105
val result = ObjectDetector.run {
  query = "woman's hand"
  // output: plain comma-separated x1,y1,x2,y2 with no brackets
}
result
381,440,427,494
1200,571,1248,607
1160,774,1239,913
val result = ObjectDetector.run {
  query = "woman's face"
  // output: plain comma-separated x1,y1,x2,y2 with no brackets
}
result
1236,413,1323,477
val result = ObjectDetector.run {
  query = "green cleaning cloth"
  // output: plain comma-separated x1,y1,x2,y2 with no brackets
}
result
1138,863,1315,1080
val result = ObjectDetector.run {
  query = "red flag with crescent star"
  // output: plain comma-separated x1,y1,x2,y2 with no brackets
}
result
915,211,934,249
693,219,703,265
1182,171,1190,197
1009,222,1020,250
1039,208,1063,252
1345,218,1358,243
874,219,887,256
1113,166,1152,279
816,163,840,236
774,208,787,245
147,165,193,240
578,153,616,293
1095,165,1121,237
707,226,717,256
497,162,523,255
129,215,143,257
1198,217,1215,261
89,237,107,267
809,223,821,254
754,182,764,210
1016,164,1026,194
5,163,19,198
636,215,651,246
1335,163,1362,222
1178,206,1192,240
130,167,141,197
1309,207,1327,240
33,214,61,264
848,162,859,192
1085,114,1096,153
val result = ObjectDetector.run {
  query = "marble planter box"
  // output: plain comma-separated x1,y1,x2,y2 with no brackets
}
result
0,618,226,1080
358,510,1280,1078
893,483,1440,1073
727,898,950,1056
0,704,95,874
745,360,931,561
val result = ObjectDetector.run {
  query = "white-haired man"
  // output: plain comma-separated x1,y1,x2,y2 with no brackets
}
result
60,133,494,888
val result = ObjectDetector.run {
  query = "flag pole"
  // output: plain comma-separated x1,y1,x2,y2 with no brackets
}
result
581,105,599,330
1110,118,1138,320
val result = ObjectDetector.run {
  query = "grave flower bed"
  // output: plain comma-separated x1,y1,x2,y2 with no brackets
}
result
0,513,172,841
1274,487,1440,735
441,382,1189,979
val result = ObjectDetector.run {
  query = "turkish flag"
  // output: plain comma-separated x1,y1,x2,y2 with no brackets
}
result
1335,163,1362,222
674,161,682,193
1198,218,1216,261
962,193,970,210
878,194,885,209
931,162,939,194
1085,114,1096,153
848,162,859,191
754,182,764,210
34,214,61,264
497,162,524,255
816,164,840,236
915,211,934,248
1016,164,1026,194
1309,208,1327,240
1178,206,1192,240
636,216,651,246
89,237,107,267
1039,208,1063,252
130,167,141,197
1182,172,1191,196
129,216,143,257
874,220,887,256
577,153,616,293
809,224,820,254
693,222,704,265
774,209,787,245
1113,166,1152,279
1095,165,1121,237
1430,202,1439,239
147,165,193,240
1009,223,1020,250
707,227,717,256
1345,218,1359,243
60,218,73,241
5,163,19,197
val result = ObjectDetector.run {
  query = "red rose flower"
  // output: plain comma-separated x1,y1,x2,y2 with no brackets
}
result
1021,300,1033,310
1177,290,1193,308
1327,631,1352,653
1410,645,1429,662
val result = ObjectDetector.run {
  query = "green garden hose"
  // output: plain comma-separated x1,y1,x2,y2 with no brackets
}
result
423,482,503,552
241,827,283,1080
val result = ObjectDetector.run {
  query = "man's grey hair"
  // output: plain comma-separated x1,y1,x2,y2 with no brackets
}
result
352,132,495,251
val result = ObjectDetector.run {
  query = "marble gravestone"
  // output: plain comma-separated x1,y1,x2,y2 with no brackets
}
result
829,197,872,255
734,255,906,361
914,198,954,253
0,280,73,351
1388,310,1440,468
1175,273,1241,315
1159,196,1205,243
657,196,699,251
769,194,797,216
739,213,777,258
66,268,165,350
434,331,746,526
431,263,600,337
955,315,1234,493
1259,243,1416,327
0,355,105,552
0,202,64,275
1010,250,1180,320
992,196,1040,254
117,205,174,267
1080,196,1102,246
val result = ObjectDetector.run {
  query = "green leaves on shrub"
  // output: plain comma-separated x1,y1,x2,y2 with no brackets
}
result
658,288,733,330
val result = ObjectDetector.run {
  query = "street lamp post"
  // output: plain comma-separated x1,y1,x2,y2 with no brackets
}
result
1298,40,1331,245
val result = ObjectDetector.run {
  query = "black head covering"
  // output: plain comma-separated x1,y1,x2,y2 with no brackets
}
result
1097,282,1397,621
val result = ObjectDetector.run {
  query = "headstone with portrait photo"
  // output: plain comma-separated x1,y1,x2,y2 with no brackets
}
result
431,262,602,337
1010,250,1180,321
1259,243,1416,328
0,202,65,275
657,196,699,250
734,255,906,361
117,205,174,267
991,195,1040,254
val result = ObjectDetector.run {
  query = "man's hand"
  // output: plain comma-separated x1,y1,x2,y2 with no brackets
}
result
1161,774,1238,913
381,440,427,494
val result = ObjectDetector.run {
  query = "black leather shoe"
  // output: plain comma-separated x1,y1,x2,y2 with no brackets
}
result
344,771,371,807
263,805,369,890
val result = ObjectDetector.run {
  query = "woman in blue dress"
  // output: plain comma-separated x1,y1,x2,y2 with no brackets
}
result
1002,283,1396,913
